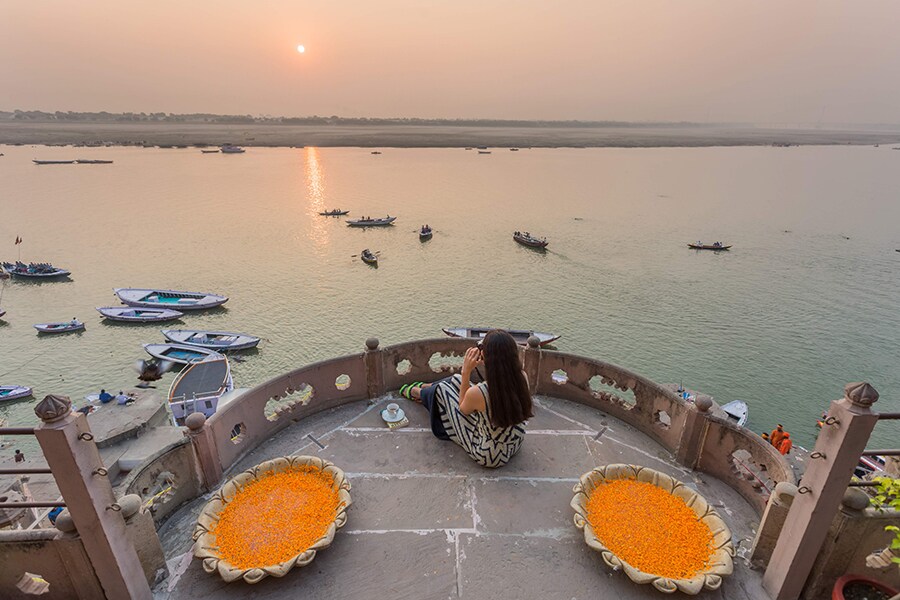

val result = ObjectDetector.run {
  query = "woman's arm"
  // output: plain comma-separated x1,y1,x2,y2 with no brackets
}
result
459,347,487,415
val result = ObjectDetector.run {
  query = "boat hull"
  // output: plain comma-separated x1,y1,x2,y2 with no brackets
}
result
34,321,84,334
513,234,548,249
162,329,261,351
721,400,749,427
442,327,560,346
319,211,350,216
96,306,184,322
347,217,397,227
143,343,223,365
0,386,33,402
167,356,233,425
114,288,228,310
419,231,433,241
688,244,732,250
2,263,70,278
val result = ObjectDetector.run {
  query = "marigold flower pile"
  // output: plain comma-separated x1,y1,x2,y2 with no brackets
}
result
585,479,714,580
210,466,341,569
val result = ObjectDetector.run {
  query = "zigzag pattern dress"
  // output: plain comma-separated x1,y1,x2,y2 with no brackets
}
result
435,374,526,468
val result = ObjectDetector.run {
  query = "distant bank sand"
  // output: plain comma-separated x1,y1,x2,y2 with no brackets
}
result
2,121,900,148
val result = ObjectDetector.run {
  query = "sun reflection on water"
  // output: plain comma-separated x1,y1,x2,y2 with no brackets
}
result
305,147,330,253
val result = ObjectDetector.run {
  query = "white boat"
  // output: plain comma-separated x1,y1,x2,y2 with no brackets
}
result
721,400,749,427
346,216,397,227
96,306,184,323
114,288,228,310
143,343,224,365
34,320,85,334
0,308,5,318
442,326,560,346
0,385,33,403
2,262,71,278
75,159,113,164
161,329,260,351
33,159,75,165
220,145,245,154
167,355,233,425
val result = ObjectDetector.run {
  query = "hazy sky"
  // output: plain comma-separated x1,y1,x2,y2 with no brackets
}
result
3,1,900,123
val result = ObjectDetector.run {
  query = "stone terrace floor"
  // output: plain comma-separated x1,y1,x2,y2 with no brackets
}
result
154,395,770,599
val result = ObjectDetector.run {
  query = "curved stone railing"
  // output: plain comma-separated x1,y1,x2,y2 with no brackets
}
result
119,438,201,525
183,337,793,516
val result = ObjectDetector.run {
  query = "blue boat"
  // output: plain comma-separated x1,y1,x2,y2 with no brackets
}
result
143,343,223,365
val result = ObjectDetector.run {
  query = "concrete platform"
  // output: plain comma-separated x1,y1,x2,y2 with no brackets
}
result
154,395,769,599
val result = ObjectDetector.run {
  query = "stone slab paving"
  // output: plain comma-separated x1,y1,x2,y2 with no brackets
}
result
155,395,770,599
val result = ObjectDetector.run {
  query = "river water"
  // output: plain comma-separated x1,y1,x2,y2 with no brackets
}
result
0,144,898,448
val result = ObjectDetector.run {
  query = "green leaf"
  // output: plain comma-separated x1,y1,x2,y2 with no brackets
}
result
887,526,900,533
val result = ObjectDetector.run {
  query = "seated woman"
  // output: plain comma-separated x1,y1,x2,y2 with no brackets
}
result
400,330,533,468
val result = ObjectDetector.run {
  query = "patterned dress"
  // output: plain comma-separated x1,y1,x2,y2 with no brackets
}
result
435,374,526,468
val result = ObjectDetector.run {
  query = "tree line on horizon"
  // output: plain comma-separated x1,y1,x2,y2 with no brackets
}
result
0,110,706,129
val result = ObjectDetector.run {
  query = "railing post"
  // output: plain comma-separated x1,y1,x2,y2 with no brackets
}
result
33,395,152,600
523,336,542,394
364,337,384,399
762,382,881,600
185,412,223,491
675,395,712,469
750,482,798,568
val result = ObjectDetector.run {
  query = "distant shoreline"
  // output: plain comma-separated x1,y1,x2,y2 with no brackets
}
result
2,121,900,148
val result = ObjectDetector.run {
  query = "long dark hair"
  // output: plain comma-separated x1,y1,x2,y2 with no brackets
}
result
482,330,533,428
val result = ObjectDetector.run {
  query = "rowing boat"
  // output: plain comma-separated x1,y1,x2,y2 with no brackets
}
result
114,288,228,310
75,159,113,164
167,355,233,424
688,243,732,250
319,209,350,216
0,385,33,403
513,232,548,248
34,320,85,334
419,226,433,241
721,400,749,427
96,306,184,322
162,329,261,351
2,262,71,278
33,159,75,165
347,216,396,227
442,326,560,346
143,343,224,365
361,250,378,266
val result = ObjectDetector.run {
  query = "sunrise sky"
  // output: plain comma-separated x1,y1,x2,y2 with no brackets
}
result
2,0,900,123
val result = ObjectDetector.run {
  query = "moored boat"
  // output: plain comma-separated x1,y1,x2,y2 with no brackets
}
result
143,343,223,365
220,144,245,153
419,225,433,241
34,319,85,334
513,231,549,249
0,385,33,403
478,150,492,154
371,151,382,155
32,159,75,165
361,249,378,266
167,355,233,424
0,308,5,318
688,242,732,250
442,326,560,346
162,329,261,351
114,288,228,310
347,216,396,227
96,306,184,323
201,149,220,153
319,209,350,216
2,261,71,278
721,400,749,427
75,159,113,164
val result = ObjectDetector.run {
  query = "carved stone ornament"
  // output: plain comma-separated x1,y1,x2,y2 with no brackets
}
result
571,464,734,595
34,394,72,423
844,382,879,408
193,455,352,584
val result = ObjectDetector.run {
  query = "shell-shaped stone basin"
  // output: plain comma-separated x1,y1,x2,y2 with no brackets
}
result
571,463,734,595
192,455,352,584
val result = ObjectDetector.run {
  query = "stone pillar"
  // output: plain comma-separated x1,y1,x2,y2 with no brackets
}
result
675,395,712,469
750,482,797,567
185,412,223,491
523,336,542,394
33,395,152,600
762,382,880,600
363,337,384,399
120,494,167,586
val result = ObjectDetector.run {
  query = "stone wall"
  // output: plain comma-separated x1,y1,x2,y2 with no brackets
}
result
120,437,202,526
0,529,104,599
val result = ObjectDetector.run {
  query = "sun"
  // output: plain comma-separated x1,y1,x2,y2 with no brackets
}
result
296,44,306,54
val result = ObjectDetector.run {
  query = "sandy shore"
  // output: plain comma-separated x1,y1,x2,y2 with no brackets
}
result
2,121,900,148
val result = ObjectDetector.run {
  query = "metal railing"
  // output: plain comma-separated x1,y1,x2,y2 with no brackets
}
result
0,427,65,511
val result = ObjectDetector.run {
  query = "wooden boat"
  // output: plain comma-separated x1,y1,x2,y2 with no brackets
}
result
162,329,261,351
75,159,113,164
721,400,749,427
361,249,378,266
478,151,492,154
2,262,71,278
114,288,228,310
167,355,233,425
33,159,75,165
371,151,382,155
201,149,220,153
319,209,350,216
34,320,85,334
442,326,560,346
0,385,33,403
0,308,5,318
96,306,184,322
346,216,397,227
688,243,732,250
513,232,549,249
220,145,245,154
419,226,433,241
143,343,223,365
510,148,520,151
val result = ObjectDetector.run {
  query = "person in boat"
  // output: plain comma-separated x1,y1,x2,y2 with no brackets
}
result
777,432,792,455
770,424,786,448
98,389,114,404
398,329,533,468
70,317,79,326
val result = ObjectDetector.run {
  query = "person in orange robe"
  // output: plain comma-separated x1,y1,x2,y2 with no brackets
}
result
778,433,793,455
770,424,785,448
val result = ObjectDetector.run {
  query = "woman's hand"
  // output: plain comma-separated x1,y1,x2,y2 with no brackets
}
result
462,347,482,377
